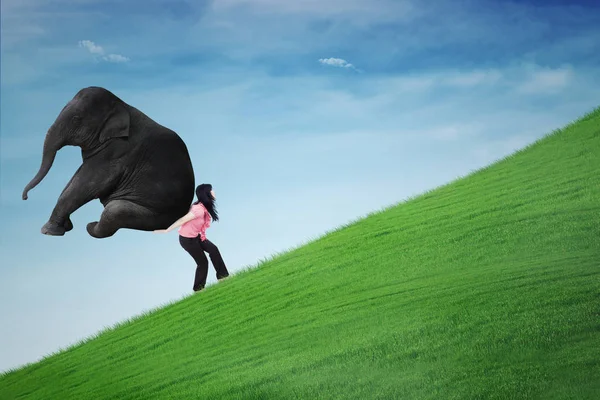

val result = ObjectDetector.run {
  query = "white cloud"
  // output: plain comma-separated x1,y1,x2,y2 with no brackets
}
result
102,54,130,63
318,57,360,72
78,39,104,54
319,57,352,68
78,40,130,63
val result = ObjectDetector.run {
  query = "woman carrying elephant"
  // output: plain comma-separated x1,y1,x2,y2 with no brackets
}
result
154,184,230,292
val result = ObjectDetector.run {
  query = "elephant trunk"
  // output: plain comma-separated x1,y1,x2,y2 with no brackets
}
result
22,131,65,200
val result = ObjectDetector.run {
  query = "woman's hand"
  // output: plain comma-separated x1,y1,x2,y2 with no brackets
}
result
153,211,195,234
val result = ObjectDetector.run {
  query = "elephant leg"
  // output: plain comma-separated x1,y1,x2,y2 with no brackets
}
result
86,199,160,239
42,162,119,236
43,170,79,233
57,180,75,232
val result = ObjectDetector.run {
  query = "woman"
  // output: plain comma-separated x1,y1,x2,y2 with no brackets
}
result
154,183,230,292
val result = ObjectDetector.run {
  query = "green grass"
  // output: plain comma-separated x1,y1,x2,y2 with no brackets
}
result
2,107,600,399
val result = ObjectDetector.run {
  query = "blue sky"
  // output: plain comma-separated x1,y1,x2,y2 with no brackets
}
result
1,0,599,373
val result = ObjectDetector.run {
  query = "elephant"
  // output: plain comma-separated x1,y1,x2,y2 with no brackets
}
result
22,86,196,239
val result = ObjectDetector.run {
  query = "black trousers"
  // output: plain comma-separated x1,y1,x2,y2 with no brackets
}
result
179,235,230,291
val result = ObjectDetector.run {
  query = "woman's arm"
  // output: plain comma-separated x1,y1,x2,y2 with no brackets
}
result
154,211,196,233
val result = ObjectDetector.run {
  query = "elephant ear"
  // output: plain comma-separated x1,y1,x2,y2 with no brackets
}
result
99,102,130,144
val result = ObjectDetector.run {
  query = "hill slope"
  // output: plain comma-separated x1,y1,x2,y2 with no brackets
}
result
2,108,599,399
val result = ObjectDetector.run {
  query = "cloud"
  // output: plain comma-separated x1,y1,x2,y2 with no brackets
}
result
103,54,130,63
78,40,104,55
319,57,352,68
318,57,361,72
78,40,130,63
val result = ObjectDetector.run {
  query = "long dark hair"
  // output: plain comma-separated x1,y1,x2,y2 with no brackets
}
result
193,183,219,222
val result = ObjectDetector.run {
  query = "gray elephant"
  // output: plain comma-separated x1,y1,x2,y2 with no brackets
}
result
22,86,196,239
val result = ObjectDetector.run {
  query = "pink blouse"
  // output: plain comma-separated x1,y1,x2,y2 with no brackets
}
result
178,203,211,240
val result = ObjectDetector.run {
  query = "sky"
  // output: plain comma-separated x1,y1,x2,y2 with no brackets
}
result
1,0,599,373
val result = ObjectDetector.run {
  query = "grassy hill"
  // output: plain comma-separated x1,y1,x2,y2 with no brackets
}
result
2,107,599,399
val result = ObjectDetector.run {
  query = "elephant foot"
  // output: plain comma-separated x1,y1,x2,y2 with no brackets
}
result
65,217,73,232
41,221,66,236
86,221,115,238
86,222,100,238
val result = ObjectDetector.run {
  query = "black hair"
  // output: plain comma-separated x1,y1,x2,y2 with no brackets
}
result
193,183,219,222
